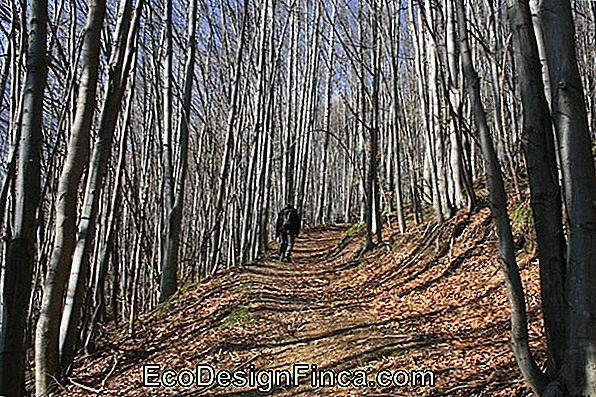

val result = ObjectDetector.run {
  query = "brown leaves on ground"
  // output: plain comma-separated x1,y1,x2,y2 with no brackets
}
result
57,208,545,397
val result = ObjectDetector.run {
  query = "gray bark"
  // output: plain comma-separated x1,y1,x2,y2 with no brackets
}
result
387,0,406,233
445,0,467,209
34,0,105,390
158,0,175,303
370,0,382,242
57,0,142,380
455,0,547,394
541,1,596,394
82,66,135,357
409,0,443,224
316,1,335,225
528,0,551,109
0,0,47,394
506,0,566,379
239,0,271,265
210,0,248,270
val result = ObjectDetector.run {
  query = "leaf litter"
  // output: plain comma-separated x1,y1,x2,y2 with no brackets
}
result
57,207,545,397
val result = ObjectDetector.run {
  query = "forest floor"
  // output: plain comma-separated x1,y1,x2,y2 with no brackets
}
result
57,205,546,397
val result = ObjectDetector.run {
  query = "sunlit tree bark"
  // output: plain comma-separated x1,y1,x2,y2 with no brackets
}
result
34,0,105,389
56,0,142,386
0,0,47,394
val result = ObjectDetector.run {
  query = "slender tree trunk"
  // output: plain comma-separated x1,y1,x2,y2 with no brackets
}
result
210,0,248,270
282,9,296,206
0,0,47,394
295,0,319,215
455,0,547,394
387,0,406,233
541,1,596,394
445,0,468,210
34,0,105,390
424,0,451,220
409,0,443,223
317,2,335,225
82,72,134,357
370,0,382,242
160,0,200,301
358,0,373,249
344,122,355,223
57,0,142,378
158,0,176,303
528,0,551,109
506,0,566,380
239,0,270,266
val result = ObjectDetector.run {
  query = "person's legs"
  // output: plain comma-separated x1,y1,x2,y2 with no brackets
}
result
285,233,296,261
279,231,288,261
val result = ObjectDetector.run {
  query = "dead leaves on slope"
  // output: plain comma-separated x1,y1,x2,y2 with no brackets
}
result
59,210,546,397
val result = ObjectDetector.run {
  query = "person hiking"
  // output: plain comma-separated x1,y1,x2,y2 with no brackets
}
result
275,204,301,261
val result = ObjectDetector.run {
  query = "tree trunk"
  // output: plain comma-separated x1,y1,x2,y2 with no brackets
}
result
506,0,566,379
370,0,382,242
282,8,298,206
239,0,271,266
82,71,134,357
445,0,468,210
34,0,105,390
158,0,175,303
455,0,547,394
57,0,141,380
316,2,335,226
0,0,47,394
528,0,552,109
210,0,248,270
541,1,596,394
409,0,443,224
387,0,406,233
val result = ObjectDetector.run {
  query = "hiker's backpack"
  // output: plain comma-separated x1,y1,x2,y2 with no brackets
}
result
278,207,300,235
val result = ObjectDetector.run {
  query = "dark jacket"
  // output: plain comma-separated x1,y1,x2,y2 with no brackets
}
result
276,206,300,237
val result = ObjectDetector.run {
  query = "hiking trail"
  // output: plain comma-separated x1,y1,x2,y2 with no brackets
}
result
61,210,544,397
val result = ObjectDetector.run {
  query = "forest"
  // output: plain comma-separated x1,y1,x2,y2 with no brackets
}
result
0,0,595,395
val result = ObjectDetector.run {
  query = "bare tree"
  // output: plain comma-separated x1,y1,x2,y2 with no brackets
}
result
506,0,566,382
454,0,546,393
0,0,48,395
209,0,249,272
56,0,143,386
540,0,596,394
157,0,176,303
34,0,105,389
316,0,335,226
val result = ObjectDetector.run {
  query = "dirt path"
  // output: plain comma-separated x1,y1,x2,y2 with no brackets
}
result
202,226,404,396
62,213,543,397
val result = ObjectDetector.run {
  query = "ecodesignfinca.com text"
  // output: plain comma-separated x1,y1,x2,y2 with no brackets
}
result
143,363,435,392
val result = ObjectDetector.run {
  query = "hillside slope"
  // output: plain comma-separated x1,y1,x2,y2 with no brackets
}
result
57,208,545,396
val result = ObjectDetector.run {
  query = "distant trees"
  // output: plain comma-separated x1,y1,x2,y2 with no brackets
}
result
0,0,594,395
